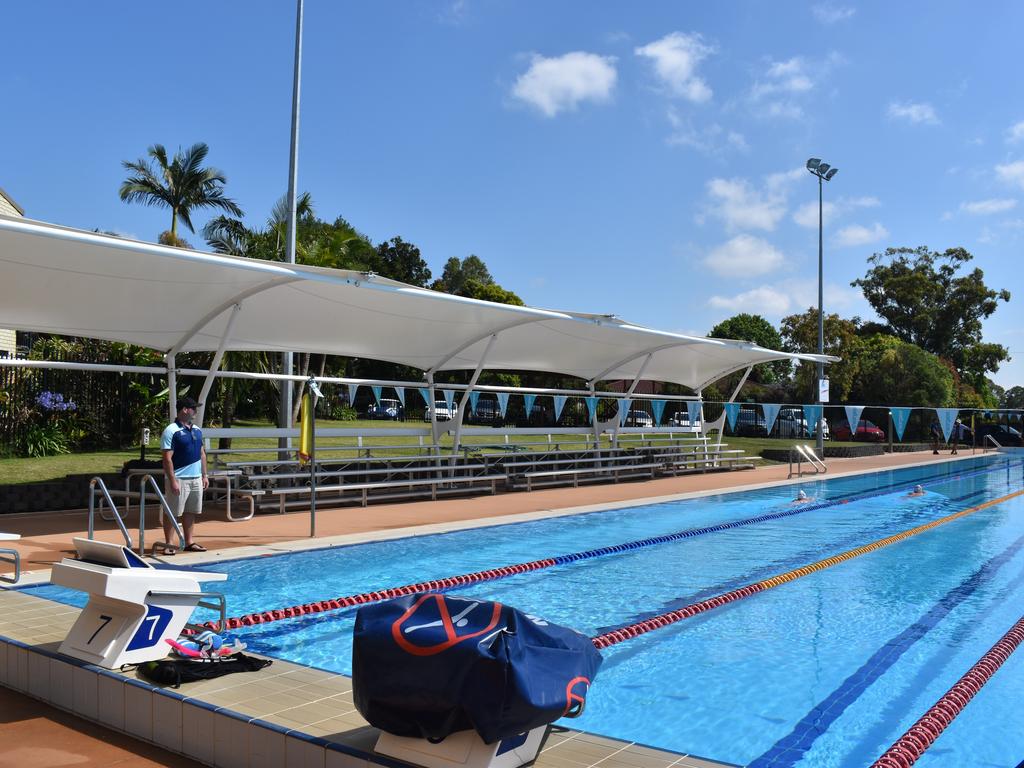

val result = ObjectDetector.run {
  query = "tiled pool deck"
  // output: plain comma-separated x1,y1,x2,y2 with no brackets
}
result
0,450,974,767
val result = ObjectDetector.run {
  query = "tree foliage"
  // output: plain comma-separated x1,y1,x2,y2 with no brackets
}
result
431,255,523,305
780,309,863,402
851,246,1010,386
709,314,789,384
120,143,242,239
847,335,954,406
371,237,432,287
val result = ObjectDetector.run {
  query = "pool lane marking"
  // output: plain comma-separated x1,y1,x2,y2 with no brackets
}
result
870,613,1024,768
212,459,1021,631
590,487,1024,649
746,531,1024,768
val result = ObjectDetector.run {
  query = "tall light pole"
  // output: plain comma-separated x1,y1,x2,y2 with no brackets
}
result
806,157,837,455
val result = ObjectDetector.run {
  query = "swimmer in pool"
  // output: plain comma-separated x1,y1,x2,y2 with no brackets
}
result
793,489,812,503
908,484,926,497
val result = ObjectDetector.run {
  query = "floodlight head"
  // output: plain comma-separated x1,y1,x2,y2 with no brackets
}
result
816,163,831,176
806,158,821,171
825,167,839,180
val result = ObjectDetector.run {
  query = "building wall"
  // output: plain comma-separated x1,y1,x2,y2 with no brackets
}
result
0,188,24,354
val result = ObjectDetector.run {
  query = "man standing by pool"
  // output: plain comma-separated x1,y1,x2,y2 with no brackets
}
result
159,396,209,554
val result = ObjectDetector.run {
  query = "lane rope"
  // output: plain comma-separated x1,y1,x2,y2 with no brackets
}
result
869,614,1024,768
590,488,1024,649
205,460,1021,632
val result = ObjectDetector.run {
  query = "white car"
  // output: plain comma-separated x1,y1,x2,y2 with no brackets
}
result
423,401,455,422
669,412,702,431
624,409,654,428
777,408,809,438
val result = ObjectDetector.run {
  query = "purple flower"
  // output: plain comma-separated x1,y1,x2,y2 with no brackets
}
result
36,391,77,412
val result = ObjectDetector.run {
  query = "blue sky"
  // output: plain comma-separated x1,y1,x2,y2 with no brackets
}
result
3,1,1023,387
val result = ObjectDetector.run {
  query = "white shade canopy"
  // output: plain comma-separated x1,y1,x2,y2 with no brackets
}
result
0,216,835,390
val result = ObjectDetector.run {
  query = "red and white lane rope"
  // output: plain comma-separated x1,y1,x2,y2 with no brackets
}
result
870,614,1024,768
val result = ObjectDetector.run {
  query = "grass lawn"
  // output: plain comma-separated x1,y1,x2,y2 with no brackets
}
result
0,420,865,485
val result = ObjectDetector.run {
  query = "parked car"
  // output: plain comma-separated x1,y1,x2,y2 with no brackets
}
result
472,399,501,424
423,400,455,422
777,407,810,438
974,423,1021,446
624,409,654,428
669,411,702,432
734,410,768,437
833,418,885,442
366,398,403,420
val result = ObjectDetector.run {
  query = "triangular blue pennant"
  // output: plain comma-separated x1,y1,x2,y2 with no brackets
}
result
651,400,667,426
347,384,359,405
468,391,480,413
553,395,567,422
803,405,823,435
442,389,455,412
724,403,741,431
417,387,429,405
686,400,703,425
890,407,911,441
395,388,406,406
844,405,865,433
761,404,781,435
618,398,632,426
371,385,382,404
497,392,510,418
523,394,537,417
585,396,598,422
935,408,958,443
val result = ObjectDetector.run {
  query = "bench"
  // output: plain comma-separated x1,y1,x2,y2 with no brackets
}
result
507,458,665,491
270,473,507,510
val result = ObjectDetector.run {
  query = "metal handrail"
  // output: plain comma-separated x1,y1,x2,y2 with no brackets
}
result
788,444,826,479
0,549,19,584
137,474,184,556
800,444,827,472
149,590,226,634
984,434,1003,451
88,477,133,548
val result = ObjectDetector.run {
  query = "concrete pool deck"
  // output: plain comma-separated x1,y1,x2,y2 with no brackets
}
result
0,449,985,767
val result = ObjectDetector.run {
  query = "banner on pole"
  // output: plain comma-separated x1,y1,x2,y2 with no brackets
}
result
761,404,781,435
553,395,567,422
724,402,740,431
844,405,865,434
651,400,667,426
890,407,911,441
298,392,312,466
497,392,510,418
935,408,958,443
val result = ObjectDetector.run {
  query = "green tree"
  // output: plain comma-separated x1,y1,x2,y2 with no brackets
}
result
780,309,863,402
372,237,432,286
432,255,493,294
849,334,954,407
851,246,1010,386
120,143,242,240
709,314,789,384
1002,386,1024,409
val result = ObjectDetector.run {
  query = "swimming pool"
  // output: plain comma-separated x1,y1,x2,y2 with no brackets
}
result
29,455,1024,766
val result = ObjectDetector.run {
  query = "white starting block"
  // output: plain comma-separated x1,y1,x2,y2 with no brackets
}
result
50,537,227,668
375,726,549,768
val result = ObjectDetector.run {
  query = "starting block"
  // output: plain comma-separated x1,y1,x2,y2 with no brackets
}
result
375,726,549,768
50,537,227,668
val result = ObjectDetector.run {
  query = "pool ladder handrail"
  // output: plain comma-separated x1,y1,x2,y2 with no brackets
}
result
148,589,227,634
88,475,184,556
788,444,826,478
0,539,20,585
984,434,1003,451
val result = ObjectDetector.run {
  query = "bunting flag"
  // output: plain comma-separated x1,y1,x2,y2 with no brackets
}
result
585,396,599,422
686,400,703,425
890,407,911,441
724,402,741,431
618,398,632,426
553,395,568,422
844,405,865,434
298,392,312,466
442,389,455,412
371,385,382,404
417,387,429,405
983,410,991,419
395,388,406,406
347,384,359,405
497,392,511,418
935,408,958,443
761,403,781,435
523,394,537,417
803,405,823,436
651,399,667,426
468,391,480,414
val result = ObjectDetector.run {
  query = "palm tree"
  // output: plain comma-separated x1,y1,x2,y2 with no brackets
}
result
120,143,243,240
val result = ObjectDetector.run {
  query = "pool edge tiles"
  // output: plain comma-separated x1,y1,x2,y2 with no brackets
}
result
0,589,736,768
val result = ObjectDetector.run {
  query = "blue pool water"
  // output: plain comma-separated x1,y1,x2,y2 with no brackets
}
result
28,456,1024,767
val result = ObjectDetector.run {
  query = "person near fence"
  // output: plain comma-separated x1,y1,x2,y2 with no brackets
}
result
930,418,942,455
159,397,209,554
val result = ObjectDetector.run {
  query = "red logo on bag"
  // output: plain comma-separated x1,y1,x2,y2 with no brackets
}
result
563,676,591,716
391,594,502,656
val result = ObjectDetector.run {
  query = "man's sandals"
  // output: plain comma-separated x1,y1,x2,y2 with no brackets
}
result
153,542,207,555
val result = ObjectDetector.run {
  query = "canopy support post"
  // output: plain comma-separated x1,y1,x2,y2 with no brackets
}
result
711,365,753,453
195,303,241,427
611,353,653,447
166,353,177,422
450,334,498,456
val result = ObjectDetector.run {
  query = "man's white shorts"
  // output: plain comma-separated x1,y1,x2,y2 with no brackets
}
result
166,476,204,517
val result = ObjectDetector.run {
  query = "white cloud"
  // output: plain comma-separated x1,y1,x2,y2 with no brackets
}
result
1007,121,1024,144
749,57,824,120
511,52,617,117
834,222,889,247
634,32,714,102
665,109,747,154
887,101,939,125
812,3,856,24
996,161,1024,190
704,177,789,231
703,235,785,277
708,286,791,316
960,198,1018,215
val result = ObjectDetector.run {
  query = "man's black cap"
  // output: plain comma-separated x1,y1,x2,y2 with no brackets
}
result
177,396,198,411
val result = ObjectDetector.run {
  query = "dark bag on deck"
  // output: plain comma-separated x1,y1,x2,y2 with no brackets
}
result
138,652,272,688
352,594,602,744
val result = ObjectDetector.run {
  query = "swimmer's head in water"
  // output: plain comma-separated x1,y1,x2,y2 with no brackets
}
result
913,484,924,494
796,490,808,500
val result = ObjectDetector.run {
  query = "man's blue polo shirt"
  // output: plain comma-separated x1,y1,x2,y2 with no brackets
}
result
161,420,203,479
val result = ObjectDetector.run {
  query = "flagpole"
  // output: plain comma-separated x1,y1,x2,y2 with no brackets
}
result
308,378,318,537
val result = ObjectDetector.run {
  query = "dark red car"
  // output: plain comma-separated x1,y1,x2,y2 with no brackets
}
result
833,419,886,442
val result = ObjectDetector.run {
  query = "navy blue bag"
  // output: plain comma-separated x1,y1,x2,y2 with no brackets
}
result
352,594,602,744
